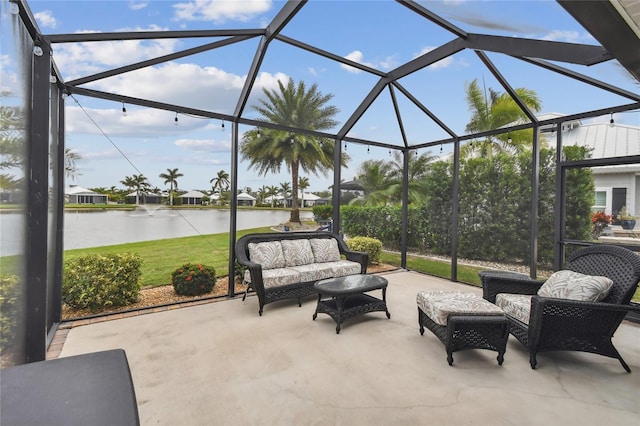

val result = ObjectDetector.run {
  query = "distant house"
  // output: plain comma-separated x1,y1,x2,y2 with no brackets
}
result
180,190,206,205
264,195,285,207
125,191,162,205
285,191,321,208
237,192,256,207
555,120,639,219
66,186,108,204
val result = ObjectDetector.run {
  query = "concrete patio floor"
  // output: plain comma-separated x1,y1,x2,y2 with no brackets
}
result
59,270,640,426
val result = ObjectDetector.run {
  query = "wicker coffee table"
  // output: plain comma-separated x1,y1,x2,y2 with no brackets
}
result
313,274,390,334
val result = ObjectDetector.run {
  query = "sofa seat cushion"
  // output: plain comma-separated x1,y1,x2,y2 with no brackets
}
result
244,268,302,289
537,270,613,302
281,239,315,266
248,241,285,270
495,294,532,325
416,291,504,326
309,238,342,263
291,260,361,282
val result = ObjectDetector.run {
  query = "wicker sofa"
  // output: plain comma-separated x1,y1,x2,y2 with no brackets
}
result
235,232,368,316
480,244,640,371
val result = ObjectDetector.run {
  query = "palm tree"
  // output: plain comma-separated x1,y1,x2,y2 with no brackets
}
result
159,168,183,206
121,174,149,205
64,148,82,181
210,169,230,195
266,185,279,207
386,151,435,204
298,176,310,208
240,78,343,223
349,159,395,206
463,78,542,158
280,182,291,206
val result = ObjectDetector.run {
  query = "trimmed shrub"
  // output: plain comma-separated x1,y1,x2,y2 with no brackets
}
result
172,263,216,296
63,253,142,311
312,204,332,222
346,236,382,264
0,275,21,356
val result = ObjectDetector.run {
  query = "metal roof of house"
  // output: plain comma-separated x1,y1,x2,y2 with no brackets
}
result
563,122,640,158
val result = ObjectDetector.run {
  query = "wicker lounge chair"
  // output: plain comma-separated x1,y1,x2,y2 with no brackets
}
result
480,245,640,371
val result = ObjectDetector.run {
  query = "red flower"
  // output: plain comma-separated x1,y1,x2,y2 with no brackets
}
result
186,276,192,281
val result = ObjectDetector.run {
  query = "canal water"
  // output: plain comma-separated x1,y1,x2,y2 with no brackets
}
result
0,208,313,256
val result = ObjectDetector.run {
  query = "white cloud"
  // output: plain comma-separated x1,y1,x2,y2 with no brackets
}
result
52,26,180,81
175,138,231,152
173,0,272,23
129,1,148,11
541,30,592,43
340,50,397,73
34,10,56,29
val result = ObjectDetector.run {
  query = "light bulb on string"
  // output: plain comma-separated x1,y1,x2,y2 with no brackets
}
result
367,145,370,154
507,132,512,144
221,120,225,130
344,142,347,151
257,128,261,138
174,112,179,126
440,144,443,153
609,112,615,128
121,102,127,117
290,133,294,144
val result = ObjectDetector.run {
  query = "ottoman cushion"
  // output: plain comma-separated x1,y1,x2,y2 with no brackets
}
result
417,290,504,326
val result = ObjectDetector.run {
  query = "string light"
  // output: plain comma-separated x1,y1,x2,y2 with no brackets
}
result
440,144,443,153
121,101,127,117
609,112,615,128
367,145,370,154
174,112,178,126
257,128,261,138
221,120,225,130
507,132,512,144
344,142,347,150
290,133,294,144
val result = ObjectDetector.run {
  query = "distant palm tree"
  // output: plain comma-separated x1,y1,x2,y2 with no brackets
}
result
240,78,343,223
121,174,150,205
210,169,230,195
298,176,310,208
279,181,291,207
463,78,542,158
266,185,280,207
159,168,183,206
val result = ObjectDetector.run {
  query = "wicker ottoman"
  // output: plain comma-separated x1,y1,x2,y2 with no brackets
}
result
417,291,508,366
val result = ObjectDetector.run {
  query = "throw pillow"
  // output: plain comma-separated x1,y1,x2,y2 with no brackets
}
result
309,238,341,263
281,239,315,266
248,241,285,270
537,270,613,302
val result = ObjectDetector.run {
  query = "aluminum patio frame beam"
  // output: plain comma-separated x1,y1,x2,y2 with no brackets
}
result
517,57,640,102
389,85,409,148
397,0,468,38
392,82,458,139
276,34,386,77
476,51,537,123
464,33,612,65
416,102,640,149
44,29,264,43
234,0,306,118
67,35,257,87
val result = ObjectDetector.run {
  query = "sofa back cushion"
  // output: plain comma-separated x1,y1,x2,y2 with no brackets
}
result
248,241,285,270
537,270,613,302
281,239,315,266
310,238,341,263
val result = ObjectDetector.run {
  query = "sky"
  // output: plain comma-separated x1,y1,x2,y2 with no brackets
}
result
4,0,639,194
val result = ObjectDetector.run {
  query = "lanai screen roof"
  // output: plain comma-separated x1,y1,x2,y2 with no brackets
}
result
33,0,639,159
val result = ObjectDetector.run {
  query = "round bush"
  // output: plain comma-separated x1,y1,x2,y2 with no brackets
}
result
63,253,142,311
172,263,216,296
346,236,382,264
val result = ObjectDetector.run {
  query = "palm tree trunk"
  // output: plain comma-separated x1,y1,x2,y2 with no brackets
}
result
290,160,300,223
